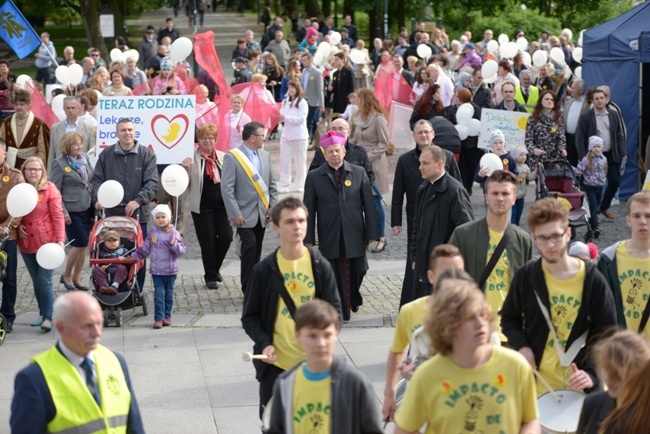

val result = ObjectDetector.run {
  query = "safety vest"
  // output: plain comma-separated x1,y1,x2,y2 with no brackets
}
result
514,86,539,113
33,344,131,434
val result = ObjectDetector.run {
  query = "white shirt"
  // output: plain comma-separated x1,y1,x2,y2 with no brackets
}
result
79,112,97,128
58,340,96,385
229,109,251,149
279,97,309,140
436,73,455,107
65,120,78,133
565,97,584,134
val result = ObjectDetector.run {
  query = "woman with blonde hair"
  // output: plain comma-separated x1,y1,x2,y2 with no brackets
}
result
18,156,65,332
350,88,389,252
94,66,110,86
600,358,650,434
394,280,539,433
279,58,301,100
577,330,650,434
227,94,251,148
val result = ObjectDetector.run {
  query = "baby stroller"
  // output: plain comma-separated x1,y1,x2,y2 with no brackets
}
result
88,215,148,327
536,159,592,241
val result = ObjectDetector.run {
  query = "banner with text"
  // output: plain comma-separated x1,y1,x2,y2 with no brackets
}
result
478,109,530,151
96,95,196,164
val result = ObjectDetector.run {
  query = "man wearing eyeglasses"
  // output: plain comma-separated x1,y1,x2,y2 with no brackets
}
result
495,82,527,112
501,198,616,396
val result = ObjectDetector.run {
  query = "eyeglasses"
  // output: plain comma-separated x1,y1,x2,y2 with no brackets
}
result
25,168,42,172
534,230,567,245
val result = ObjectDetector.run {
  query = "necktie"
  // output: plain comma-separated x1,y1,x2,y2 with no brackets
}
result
523,88,529,101
81,357,101,406
251,151,262,175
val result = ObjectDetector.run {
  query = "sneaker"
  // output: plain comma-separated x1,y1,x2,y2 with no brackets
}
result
153,320,163,329
163,318,172,326
277,186,289,194
593,228,601,239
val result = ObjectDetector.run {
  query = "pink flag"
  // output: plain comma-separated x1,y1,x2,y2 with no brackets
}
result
231,82,281,136
26,82,58,127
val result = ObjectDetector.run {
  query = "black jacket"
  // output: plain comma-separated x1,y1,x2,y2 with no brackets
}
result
576,391,615,434
575,108,626,162
158,28,179,42
309,140,375,184
501,259,617,391
392,145,462,229
241,246,342,380
400,69,415,87
331,67,355,114
472,85,494,109
495,100,527,112
304,161,379,259
410,173,473,294
443,105,481,151
232,68,252,85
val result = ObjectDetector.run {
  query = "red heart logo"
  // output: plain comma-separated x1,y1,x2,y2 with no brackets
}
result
151,114,190,150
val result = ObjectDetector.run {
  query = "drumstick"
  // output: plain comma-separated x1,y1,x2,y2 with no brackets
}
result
242,352,270,362
534,370,561,402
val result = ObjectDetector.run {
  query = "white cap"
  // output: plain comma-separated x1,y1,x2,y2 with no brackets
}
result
151,204,172,220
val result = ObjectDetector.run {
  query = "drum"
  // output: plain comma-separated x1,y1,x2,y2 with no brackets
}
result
262,397,273,433
537,389,585,434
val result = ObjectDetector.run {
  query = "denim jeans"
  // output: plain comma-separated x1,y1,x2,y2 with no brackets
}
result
21,252,54,321
372,184,385,238
584,185,604,229
0,239,18,322
306,105,320,140
511,198,525,225
152,275,176,321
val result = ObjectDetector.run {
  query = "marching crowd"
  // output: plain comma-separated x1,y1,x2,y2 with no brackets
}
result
1,11,649,434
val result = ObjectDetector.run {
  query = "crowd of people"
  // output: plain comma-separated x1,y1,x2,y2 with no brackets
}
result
1,11,649,434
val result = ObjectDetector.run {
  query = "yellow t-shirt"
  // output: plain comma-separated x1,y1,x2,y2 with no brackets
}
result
292,364,331,434
537,260,585,394
273,249,315,370
390,296,430,353
485,227,512,341
395,346,538,433
616,241,650,338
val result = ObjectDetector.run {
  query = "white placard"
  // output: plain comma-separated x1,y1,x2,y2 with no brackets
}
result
100,14,115,38
96,95,196,164
478,108,530,151
644,170,650,191
389,101,415,150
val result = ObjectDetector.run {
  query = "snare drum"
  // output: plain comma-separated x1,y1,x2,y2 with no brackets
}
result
262,397,273,433
537,389,585,434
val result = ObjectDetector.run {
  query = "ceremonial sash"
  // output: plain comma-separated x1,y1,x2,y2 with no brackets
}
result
230,148,270,210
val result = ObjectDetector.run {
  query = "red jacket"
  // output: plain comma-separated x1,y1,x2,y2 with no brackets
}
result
18,181,65,254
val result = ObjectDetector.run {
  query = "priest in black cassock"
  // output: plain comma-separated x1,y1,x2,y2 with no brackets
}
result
410,145,474,302
304,131,379,321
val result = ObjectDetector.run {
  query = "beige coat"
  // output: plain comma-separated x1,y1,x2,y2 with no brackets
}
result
350,113,390,194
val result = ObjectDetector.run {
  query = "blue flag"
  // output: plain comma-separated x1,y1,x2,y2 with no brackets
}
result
0,0,40,59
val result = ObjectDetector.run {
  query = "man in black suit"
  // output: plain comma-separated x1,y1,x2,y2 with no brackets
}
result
304,131,379,321
328,53,355,115
393,54,414,87
575,88,626,220
343,15,357,43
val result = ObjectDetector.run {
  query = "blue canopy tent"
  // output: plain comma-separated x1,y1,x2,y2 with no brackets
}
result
583,1,650,198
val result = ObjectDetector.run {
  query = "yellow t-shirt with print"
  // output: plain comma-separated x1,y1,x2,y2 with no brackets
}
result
537,260,585,394
395,346,538,433
616,241,650,338
273,249,316,370
485,227,512,341
292,364,331,434
390,296,430,353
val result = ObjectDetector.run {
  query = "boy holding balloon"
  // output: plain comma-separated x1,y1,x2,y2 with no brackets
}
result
475,129,518,190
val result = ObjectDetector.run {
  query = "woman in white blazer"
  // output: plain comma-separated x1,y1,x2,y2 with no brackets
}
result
278,80,309,193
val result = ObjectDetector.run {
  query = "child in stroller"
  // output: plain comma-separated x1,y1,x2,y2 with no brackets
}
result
91,230,130,295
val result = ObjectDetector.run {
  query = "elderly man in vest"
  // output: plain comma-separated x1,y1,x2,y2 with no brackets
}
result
514,70,538,113
10,292,145,433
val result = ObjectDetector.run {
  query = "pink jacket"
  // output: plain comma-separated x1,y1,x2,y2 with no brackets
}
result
18,181,66,254
153,75,187,95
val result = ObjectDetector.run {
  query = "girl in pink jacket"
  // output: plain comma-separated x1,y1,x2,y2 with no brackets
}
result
18,157,65,332
153,57,187,95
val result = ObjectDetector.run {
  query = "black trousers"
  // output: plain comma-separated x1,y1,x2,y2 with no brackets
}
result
238,218,266,293
191,209,232,283
566,133,579,167
399,214,414,308
258,364,284,419
601,151,621,211
459,147,484,194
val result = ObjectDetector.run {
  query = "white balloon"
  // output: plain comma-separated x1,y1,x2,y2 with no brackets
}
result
522,52,532,66
329,31,341,46
481,60,498,78
97,180,124,209
317,42,332,58
499,44,509,59
516,37,528,51
467,118,481,136
578,30,585,47
483,73,498,84
416,44,432,60
54,109,66,122
533,50,548,67
16,74,32,88
456,106,473,125
67,63,83,86
572,47,583,63
110,48,123,63
506,42,519,58
479,153,504,176
55,65,70,86
7,183,38,217
487,40,499,54
161,164,189,197
123,49,139,63
314,52,326,67
170,37,193,61
36,243,66,270
498,34,509,45
349,49,366,64
51,94,66,113
550,47,565,64
455,124,469,141
574,66,582,79
459,103,475,119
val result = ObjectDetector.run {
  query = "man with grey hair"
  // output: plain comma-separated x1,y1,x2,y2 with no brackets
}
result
245,30,260,52
264,30,291,70
564,78,589,165
426,63,454,107
10,291,145,433
62,46,76,65
48,96,96,169
81,57,95,85
515,70,538,113
393,54,414,87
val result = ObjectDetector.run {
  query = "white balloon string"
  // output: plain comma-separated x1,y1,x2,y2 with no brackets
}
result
64,239,75,248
